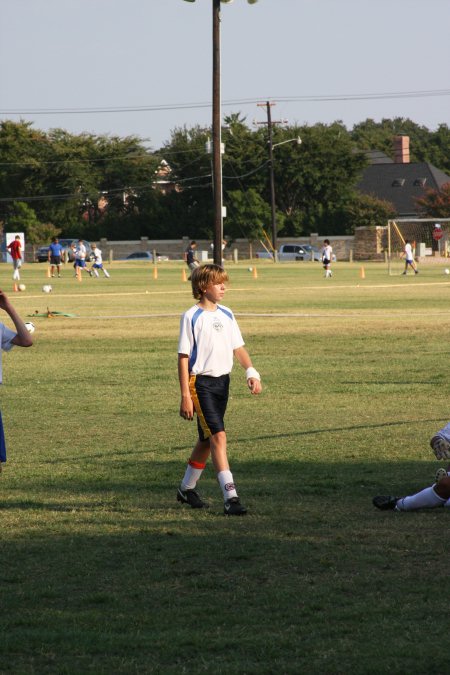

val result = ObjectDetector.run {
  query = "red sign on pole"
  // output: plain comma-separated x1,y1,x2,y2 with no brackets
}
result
433,229,443,241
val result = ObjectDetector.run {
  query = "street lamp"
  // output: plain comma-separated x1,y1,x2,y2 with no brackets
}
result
183,0,258,265
269,134,302,255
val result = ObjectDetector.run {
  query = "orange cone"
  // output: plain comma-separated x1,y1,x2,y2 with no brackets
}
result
153,266,158,280
252,267,258,279
359,266,365,279
47,267,51,278
13,282,18,292
76,266,82,282
181,268,187,282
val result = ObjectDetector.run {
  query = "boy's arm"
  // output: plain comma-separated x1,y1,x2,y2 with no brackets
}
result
0,291,33,347
234,346,262,395
178,354,194,420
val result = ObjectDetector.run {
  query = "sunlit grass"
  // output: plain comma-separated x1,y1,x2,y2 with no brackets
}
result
1,260,450,673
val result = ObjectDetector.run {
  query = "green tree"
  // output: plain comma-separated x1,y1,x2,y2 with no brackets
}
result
157,125,214,238
224,188,273,242
415,183,450,218
273,123,367,236
351,118,450,174
0,121,161,240
330,193,397,234
6,201,60,245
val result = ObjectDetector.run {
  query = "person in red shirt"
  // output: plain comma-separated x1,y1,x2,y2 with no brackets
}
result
7,236,22,281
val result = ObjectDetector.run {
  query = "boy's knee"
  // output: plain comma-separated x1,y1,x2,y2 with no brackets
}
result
210,430,226,442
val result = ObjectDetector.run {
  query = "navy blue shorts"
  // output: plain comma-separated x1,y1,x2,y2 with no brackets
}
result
189,374,230,441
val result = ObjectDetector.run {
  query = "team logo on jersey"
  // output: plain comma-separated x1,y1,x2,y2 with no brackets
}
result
212,317,224,332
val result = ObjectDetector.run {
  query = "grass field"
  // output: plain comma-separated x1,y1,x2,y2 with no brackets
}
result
1,259,450,674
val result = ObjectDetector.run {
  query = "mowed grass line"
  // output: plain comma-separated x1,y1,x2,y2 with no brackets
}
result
0,262,450,673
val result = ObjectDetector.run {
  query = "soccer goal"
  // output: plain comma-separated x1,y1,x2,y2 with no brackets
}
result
387,218,450,275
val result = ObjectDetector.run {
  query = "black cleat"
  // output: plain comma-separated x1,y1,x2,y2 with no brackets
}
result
372,495,399,511
177,487,208,509
435,468,448,484
224,497,247,516
430,435,450,460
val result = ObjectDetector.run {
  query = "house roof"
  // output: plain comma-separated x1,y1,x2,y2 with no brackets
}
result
357,161,450,217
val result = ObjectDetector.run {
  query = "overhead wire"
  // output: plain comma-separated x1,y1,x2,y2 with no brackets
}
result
1,88,450,116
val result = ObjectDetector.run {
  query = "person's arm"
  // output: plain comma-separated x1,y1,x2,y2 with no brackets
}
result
178,354,194,420
0,291,33,347
234,346,262,395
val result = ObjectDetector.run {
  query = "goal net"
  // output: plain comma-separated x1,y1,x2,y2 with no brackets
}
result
387,218,450,274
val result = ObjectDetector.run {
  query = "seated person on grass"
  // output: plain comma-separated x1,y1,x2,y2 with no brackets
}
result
373,422,450,511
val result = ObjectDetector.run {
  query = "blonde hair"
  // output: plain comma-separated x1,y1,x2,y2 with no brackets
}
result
191,264,229,299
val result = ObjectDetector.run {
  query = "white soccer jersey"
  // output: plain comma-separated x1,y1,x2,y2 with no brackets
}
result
75,243,86,260
0,322,16,383
322,245,333,261
404,243,413,261
93,248,103,264
178,304,245,377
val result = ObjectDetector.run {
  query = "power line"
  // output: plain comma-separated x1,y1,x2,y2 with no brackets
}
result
0,159,270,203
1,88,449,117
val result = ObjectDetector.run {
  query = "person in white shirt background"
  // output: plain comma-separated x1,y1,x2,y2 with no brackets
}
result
89,244,110,278
402,240,419,275
321,239,333,278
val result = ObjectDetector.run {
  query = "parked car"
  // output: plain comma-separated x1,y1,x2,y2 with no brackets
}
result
300,244,337,262
123,251,169,262
35,238,91,263
255,243,336,262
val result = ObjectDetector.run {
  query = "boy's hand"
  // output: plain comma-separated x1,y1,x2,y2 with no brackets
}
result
247,377,262,395
180,395,195,421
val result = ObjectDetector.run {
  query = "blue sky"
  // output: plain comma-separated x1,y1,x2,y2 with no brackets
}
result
1,0,449,149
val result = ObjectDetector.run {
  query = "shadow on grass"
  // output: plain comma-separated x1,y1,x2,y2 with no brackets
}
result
1,459,450,673
32,416,448,466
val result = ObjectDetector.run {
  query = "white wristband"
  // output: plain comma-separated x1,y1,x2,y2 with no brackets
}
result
246,367,260,381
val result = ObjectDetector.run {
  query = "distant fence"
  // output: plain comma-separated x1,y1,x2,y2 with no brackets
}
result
23,228,396,263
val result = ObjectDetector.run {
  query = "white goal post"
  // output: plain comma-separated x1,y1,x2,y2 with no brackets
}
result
387,218,450,275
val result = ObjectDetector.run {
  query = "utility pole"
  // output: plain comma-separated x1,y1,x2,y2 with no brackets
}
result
266,102,277,253
212,0,223,266
256,101,287,256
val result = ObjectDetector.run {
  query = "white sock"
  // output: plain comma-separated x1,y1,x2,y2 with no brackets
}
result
396,486,445,511
180,461,205,491
103,269,110,278
217,470,238,501
93,269,99,277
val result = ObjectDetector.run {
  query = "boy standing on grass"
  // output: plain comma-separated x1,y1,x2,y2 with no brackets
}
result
401,239,419,275
177,264,262,515
0,290,33,469
89,244,110,278
48,237,63,278
7,235,22,282
322,239,333,278
72,239,90,277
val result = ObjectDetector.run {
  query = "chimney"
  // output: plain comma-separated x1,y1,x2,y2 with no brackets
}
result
393,135,410,163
